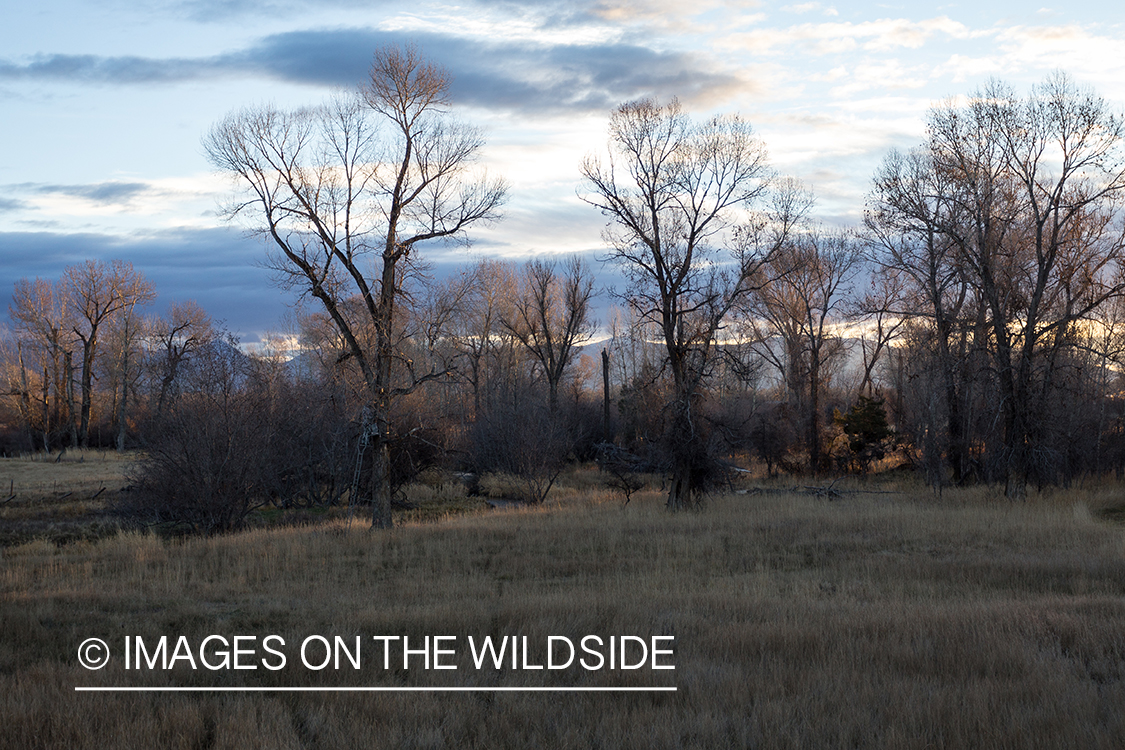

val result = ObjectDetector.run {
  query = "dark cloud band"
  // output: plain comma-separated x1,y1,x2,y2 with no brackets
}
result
0,28,742,114
0,228,295,336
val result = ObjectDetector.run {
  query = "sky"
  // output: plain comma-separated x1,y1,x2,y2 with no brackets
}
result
2,0,1123,341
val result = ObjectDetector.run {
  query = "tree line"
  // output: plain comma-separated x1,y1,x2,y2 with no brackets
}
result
4,46,1125,531
2,259,216,452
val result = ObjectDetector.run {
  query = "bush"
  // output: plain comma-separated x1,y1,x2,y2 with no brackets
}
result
469,396,570,504
118,344,355,534
120,389,276,534
834,395,892,473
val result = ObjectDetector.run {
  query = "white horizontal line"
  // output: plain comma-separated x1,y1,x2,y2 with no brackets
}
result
75,686,676,692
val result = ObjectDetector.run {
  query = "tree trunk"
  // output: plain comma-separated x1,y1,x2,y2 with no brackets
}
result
79,338,95,448
808,355,822,474
370,247,398,530
370,436,392,529
40,365,50,452
157,364,177,417
547,380,559,415
470,358,482,422
602,348,612,444
667,471,692,511
65,351,78,448
16,343,35,449
936,322,967,484
1004,354,1036,499
665,384,697,511
667,402,695,510
115,345,129,452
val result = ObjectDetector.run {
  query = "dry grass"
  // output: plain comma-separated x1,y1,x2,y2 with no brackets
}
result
2,480,1125,748
0,450,136,546
0,449,135,496
0,453,491,543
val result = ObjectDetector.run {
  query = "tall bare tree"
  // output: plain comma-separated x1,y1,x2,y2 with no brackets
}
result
8,278,71,449
867,147,977,483
581,97,805,508
447,259,519,420
205,44,507,528
106,295,149,452
744,230,862,474
504,256,596,413
64,260,155,448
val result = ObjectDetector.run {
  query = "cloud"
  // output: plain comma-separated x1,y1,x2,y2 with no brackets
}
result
0,55,219,85
444,37,747,112
0,227,297,336
995,24,1125,80
829,60,929,97
727,16,976,56
25,182,152,206
0,28,745,114
933,53,1006,83
2,180,200,224
0,225,619,338
166,0,721,29
581,0,726,27
170,0,399,23
781,2,836,14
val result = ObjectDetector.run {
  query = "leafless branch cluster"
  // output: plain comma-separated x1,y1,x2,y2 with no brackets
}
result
204,43,507,528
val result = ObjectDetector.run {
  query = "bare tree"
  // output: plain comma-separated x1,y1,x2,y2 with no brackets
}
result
446,259,519,420
603,304,662,395
0,328,35,452
150,300,215,416
852,270,908,398
866,147,977,483
1080,293,1125,475
504,256,596,413
582,98,805,508
872,75,1125,495
122,337,270,534
8,278,71,449
64,260,155,448
105,296,148,452
205,44,507,528
744,230,862,474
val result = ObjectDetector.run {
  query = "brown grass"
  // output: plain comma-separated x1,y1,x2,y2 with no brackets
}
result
0,450,136,546
0,448,135,494
2,479,1125,749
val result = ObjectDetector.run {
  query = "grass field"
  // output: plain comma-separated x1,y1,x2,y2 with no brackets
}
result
0,450,135,547
2,457,1125,749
